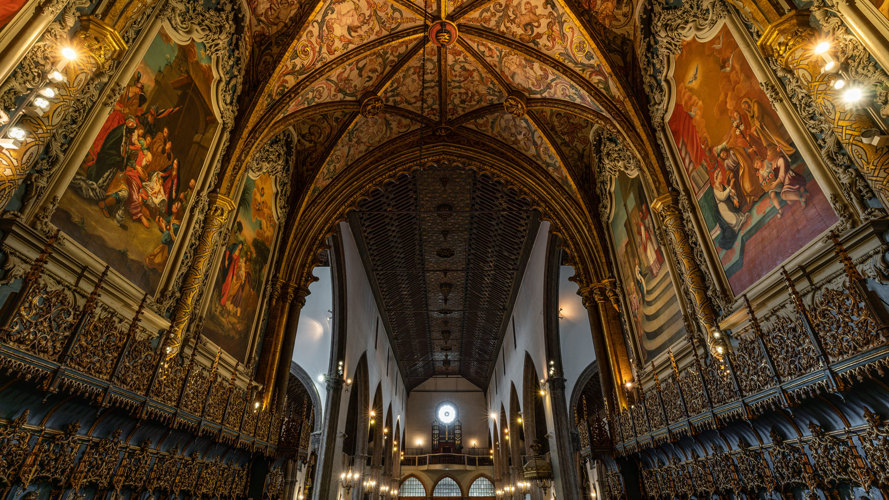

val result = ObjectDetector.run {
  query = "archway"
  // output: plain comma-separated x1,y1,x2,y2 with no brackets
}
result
522,354,549,456
467,475,496,499
369,383,384,468
509,383,525,474
342,353,370,467
432,476,463,498
399,475,428,500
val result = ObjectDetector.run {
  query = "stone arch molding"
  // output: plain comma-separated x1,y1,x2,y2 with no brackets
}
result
273,149,613,299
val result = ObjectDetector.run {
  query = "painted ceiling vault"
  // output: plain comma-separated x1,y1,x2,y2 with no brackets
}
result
351,167,537,389
244,0,649,202
241,0,649,388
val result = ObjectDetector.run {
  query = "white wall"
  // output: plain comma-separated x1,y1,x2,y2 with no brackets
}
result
486,222,549,431
557,265,596,406
405,376,488,453
329,222,408,491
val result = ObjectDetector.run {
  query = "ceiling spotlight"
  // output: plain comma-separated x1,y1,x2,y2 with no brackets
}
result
48,70,65,82
39,87,56,99
823,60,837,73
813,41,831,55
60,46,78,61
8,127,27,141
625,380,634,390
32,97,50,111
490,411,497,420
317,373,326,382
833,79,846,90
843,87,865,105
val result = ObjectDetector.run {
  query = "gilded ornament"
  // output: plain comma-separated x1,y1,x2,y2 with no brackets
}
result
360,95,384,118
503,93,527,118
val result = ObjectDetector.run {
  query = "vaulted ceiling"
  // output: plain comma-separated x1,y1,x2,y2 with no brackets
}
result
350,166,537,389
239,0,655,203
238,0,651,391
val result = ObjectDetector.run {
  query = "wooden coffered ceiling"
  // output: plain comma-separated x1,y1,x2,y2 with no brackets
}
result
350,165,538,389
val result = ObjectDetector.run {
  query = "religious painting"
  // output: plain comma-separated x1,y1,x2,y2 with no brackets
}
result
667,25,836,295
610,171,686,363
0,0,27,32
203,173,278,362
51,27,218,292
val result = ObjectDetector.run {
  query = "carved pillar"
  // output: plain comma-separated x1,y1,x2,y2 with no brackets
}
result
257,280,310,409
0,0,69,84
167,193,235,357
577,286,626,410
650,193,725,357
818,0,889,74
758,11,889,208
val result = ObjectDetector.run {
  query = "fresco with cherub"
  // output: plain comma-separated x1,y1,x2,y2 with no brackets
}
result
51,27,217,293
203,174,277,362
666,25,836,294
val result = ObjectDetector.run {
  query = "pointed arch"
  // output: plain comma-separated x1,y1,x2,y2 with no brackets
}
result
432,475,464,497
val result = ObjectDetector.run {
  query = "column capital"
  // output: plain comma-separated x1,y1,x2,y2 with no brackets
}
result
650,192,679,218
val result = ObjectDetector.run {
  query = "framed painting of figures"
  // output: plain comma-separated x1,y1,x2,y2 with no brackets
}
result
666,24,837,295
50,26,219,293
609,171,686,363
202,173,279,362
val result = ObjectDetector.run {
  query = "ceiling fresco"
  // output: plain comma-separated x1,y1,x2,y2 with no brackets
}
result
351,166,536,388
380,44,441,120
313,113,421,195
532,108,596,170
285,37,421,115
465,37,607,116
460,113,573,190
266,0,424,104
238,0,659,282
461,0,615,96
446,45,505,119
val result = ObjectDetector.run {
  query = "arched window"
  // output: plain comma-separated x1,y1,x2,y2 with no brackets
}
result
468,477,495,496
399,477,426,497
432,477,461,497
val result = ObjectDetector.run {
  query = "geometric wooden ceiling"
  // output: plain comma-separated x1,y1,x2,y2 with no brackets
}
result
350,165,537,389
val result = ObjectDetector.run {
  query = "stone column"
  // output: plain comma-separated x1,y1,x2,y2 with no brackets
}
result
313,377,344,500
578,282,628,409
257,282,310,410
546,376,583,500
758,11,889,208
822,0,889,74
167,193,235,357
651,193,725,357
0,15,126,210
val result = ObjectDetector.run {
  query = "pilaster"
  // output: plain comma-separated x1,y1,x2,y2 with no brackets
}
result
651,193,726,357
166,193,235,357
